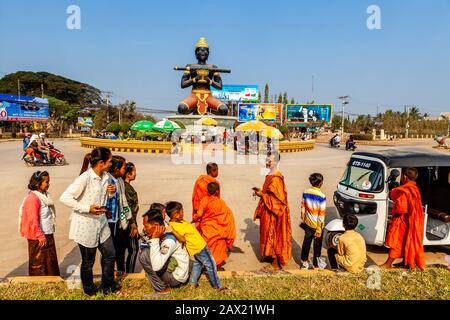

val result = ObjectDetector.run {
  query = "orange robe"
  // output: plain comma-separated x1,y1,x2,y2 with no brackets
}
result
195,196,236,266
386,181,426,270
253,172,292,266
192,175,220,218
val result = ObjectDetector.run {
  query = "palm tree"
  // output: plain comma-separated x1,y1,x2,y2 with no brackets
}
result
409,106,421,120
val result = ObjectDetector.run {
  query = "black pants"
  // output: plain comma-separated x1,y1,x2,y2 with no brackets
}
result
109,222,139,273
327,248,339,270
301,224,323,267
78,236,116,294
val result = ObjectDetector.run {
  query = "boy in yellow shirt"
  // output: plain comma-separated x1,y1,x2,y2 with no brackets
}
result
165,201,224,289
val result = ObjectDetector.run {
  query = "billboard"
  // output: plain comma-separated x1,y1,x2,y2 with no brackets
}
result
238,103,283,122
77,117,93,127
0,94,49,122
212,85,259,102
285,104,333,124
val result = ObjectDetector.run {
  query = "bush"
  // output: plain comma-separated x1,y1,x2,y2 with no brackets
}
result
135,131,169,141
277,125,288,135
352,134,373,141
120,123,131,133
106,122,122,135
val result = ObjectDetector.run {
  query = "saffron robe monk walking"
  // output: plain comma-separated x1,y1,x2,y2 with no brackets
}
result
192,163,220,219
253,152,292,270
381,167,426,270
194,182,236,270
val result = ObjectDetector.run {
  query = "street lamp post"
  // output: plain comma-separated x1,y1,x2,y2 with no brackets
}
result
338,96,349,136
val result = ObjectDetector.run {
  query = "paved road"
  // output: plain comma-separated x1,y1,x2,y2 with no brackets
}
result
0,139,447,279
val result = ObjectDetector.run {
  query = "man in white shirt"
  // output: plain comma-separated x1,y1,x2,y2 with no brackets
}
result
138,209,189,295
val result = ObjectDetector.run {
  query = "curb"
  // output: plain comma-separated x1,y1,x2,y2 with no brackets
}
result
0,269,336,286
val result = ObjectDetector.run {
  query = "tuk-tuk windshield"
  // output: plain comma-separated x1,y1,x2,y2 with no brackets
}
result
340,158,384,192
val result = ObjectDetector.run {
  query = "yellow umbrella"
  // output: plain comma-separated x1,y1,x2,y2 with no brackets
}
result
196,118,218,126
235,120,267,132
260,126,283,139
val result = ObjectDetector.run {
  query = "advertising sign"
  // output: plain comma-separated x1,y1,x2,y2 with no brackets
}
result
0,94,49,122
77,117,93,127
285,104,332,124
238,103,282,122
212,85,259,102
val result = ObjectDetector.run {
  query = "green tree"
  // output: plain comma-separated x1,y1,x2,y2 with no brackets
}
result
106,122,122,135
290,98,295,104
277,94,283,104
264,83,269,103
0,71,101,107
46,96,79,134
282,92,288,105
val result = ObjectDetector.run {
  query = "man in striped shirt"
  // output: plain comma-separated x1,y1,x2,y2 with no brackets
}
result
300,173,327,269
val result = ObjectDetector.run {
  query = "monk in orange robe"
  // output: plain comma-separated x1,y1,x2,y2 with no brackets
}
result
253,152,292,270
194,182,236,269
381,167,426,270
192,163,220,220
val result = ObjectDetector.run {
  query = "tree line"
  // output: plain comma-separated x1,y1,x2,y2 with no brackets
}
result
0,72,155,133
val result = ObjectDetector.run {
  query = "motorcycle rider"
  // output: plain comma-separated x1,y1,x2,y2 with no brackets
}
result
37,133,50,163
330,134,341,147
345,135,356,151
22,133,32,151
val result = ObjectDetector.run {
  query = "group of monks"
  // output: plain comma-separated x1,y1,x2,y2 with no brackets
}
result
192,155,426,272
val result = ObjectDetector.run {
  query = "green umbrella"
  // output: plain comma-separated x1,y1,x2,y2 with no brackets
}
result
131,120,155,131
152,119,181,132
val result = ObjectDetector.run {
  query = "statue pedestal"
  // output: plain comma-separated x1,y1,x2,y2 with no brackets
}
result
167,115,237,129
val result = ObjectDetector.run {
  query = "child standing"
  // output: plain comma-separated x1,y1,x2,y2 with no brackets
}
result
19,171,60,276
123,162,140,273
106,155,133,276
300,173,327,269
165,201,224,290
194,182,236,270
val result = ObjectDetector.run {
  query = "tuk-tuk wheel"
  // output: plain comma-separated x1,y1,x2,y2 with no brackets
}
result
327,231,343,249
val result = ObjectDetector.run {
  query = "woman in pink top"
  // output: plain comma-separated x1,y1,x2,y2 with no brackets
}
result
19,171,60,276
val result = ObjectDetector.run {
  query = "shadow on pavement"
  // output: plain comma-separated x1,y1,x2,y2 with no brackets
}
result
242,218,261,261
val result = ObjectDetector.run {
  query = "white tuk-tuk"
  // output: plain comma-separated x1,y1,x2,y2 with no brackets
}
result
323,150,450,249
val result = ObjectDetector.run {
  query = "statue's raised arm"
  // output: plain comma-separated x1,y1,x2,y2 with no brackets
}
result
174,37,231,115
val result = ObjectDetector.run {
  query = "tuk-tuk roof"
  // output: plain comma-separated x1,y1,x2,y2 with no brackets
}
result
352,149,450,167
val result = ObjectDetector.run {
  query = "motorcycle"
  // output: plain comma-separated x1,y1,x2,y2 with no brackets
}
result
23,142,67,167
434,135,449,149
329,138,340,149
345,141,357,151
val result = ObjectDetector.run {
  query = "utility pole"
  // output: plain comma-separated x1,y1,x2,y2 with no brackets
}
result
102,91,113,124
17,80,21,99
338,96,349,136
41,83,44,98
405,106,410,139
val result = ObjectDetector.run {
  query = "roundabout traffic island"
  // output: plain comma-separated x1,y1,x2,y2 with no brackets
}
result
79,137,315,154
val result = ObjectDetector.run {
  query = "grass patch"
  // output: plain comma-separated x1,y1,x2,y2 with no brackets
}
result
0,269,449,300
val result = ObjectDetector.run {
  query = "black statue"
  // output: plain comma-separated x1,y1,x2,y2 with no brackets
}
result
175,37,231,115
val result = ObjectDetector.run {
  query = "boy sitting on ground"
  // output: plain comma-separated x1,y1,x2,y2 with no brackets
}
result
327,214,367,273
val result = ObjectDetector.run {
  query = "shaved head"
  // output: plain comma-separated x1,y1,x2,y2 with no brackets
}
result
206,162,219,178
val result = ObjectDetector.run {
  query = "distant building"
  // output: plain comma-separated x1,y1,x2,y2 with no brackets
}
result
424,113,450,121
440,112,450,120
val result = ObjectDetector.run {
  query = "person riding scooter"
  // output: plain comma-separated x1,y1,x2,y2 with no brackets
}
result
37,132,50,162
330,134,341,148
345,135,357,151
22,133,32,151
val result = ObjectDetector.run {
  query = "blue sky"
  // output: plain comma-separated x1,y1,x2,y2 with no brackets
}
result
1,0,449,115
